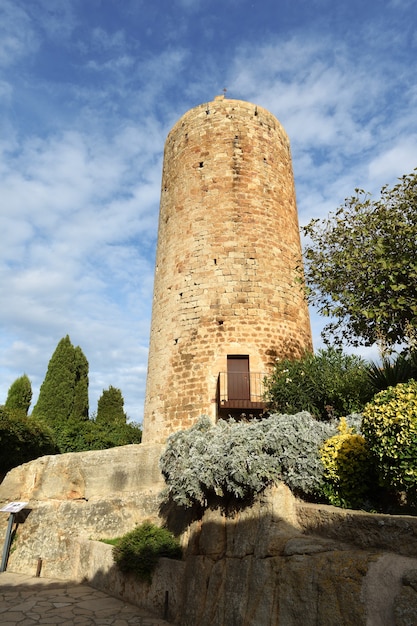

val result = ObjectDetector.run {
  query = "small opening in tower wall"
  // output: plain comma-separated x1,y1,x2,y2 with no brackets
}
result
217,320,224,325
199,162,204,168
214,259,217,265
174,338,179,344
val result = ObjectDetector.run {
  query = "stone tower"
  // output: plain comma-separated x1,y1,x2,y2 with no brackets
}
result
142,96,312,443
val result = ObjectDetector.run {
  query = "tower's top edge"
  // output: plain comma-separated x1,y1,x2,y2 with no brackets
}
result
166,96,287,143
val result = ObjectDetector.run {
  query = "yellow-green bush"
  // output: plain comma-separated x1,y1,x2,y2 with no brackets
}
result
361,380,417,496
320,418,373,508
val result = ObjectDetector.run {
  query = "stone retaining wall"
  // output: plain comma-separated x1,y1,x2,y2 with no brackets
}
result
2,446,417,624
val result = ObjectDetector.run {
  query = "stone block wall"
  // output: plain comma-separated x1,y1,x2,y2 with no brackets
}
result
143,96,312,443
2,447,417,624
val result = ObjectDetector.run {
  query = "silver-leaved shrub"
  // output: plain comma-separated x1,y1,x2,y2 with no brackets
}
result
159,412,338,508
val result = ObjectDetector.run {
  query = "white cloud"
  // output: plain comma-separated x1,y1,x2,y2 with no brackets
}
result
28,0,77,42
0,0,39,67
86,55,135,72
1,1,416,420
91,27,128,52
0,110,164,418
368,136,417,184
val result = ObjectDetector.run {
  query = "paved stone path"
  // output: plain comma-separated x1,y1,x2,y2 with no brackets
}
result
0,572,173,625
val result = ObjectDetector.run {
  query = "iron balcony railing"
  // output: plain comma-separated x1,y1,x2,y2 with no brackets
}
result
217,371,267,410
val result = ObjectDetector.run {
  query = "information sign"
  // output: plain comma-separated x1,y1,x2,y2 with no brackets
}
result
0,502,29,513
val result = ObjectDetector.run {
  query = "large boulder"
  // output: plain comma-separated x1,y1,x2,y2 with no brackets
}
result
0,443,164,578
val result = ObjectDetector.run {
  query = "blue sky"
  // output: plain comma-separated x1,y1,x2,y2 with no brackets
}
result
0,0,416,422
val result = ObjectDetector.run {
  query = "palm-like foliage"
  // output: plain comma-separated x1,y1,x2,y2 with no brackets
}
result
366,353,417,391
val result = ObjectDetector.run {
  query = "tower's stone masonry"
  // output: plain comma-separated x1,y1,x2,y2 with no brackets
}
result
143,96,312,443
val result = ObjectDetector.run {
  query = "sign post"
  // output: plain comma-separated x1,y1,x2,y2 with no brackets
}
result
0,502,28,572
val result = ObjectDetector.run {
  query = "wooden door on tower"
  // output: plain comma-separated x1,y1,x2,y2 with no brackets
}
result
227,356,250,401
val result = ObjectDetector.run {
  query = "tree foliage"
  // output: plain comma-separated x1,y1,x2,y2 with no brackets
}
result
301,170,417,348
264,347,373,420
5,374,32,415
96,386,127,427
0,406,58,473
32,335,89,427
2,338,142,460
366,352,417,392
54,417,142,453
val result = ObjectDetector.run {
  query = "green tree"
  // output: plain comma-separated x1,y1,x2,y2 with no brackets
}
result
301,169,417,349
91,386,141,449
32,335,89,427
264,347,373,420
0,406,58,473
96,386,127,427
71,346,89,421
5,374,32,415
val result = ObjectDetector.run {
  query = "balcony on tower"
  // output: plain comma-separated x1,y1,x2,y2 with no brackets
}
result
217,355,268,419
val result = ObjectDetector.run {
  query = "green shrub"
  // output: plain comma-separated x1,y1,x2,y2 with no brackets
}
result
160,413,337,508
51,416,142,453
5,374,32,415
320,417,374,508
113,522,182,583
366,353,417,392
361,380,417,498
100,537,121,546
264,347,373,420
0,406,58,473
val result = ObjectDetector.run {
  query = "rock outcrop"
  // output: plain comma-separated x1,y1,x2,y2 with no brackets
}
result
0,444,165,578
1,445,417,625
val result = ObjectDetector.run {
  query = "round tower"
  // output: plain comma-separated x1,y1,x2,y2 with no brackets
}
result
143,95,312,443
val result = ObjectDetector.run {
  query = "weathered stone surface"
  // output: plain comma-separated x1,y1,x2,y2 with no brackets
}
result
0,443,165,501
297,501,417,557
394,571,417,626
178,495,372,626
364,555,417,626
0,444,165,578
3,450,417,625
143,96,313,444
76,540,185,623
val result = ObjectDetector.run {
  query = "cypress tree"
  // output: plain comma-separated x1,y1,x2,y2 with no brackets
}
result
71,346,89,421
5,374,32,415
96,386,127,427
32,335,89,426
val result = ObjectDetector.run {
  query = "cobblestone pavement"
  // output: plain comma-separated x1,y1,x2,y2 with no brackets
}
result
0,572,173,625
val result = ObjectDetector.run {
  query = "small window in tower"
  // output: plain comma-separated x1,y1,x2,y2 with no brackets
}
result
199,162,204,168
